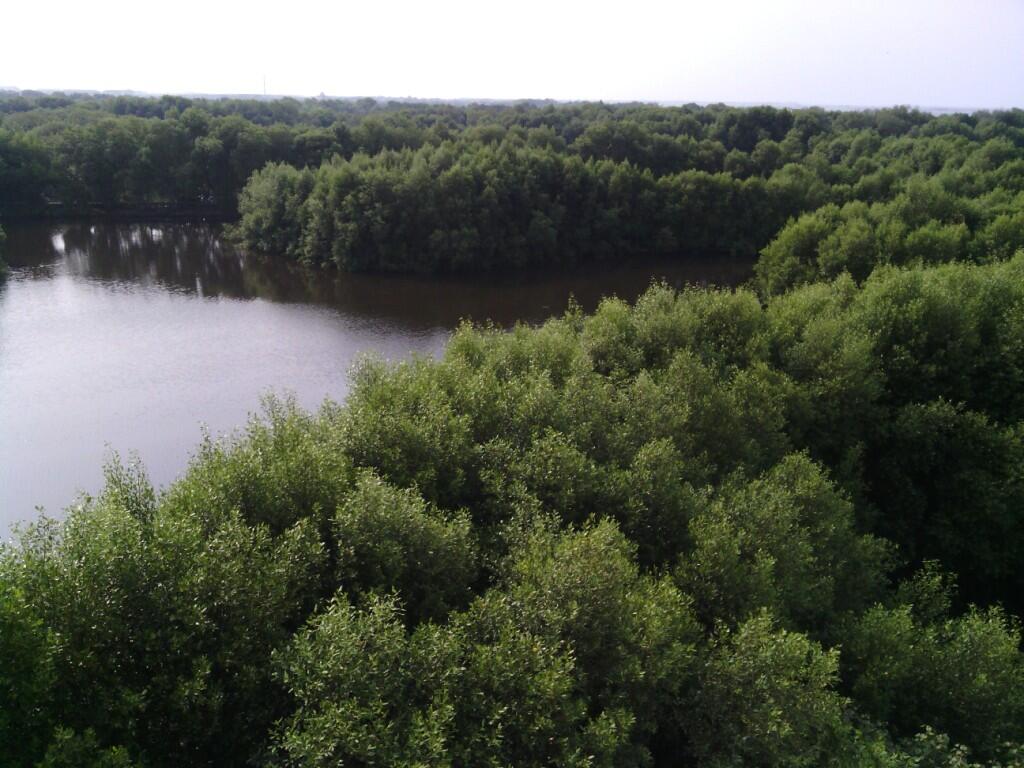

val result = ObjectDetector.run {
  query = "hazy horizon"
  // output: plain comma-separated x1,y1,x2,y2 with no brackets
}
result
0,86,1007,114
4,0,1022,109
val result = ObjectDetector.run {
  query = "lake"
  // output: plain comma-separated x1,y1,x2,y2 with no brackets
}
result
0,222,753,534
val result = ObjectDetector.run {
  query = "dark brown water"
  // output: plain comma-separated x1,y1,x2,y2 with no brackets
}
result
0,222,753,533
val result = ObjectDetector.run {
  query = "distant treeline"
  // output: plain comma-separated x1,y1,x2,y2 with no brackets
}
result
5,255,1024,767
3,93,1023,282
1,92,418,216
230,102,1024,280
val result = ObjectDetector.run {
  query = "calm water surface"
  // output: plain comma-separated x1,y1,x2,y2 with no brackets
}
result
0,222,752,533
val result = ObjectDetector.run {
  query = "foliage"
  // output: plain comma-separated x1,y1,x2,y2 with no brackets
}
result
35,729,137,768
6,458,326,766
0,577,54,765
276,520,699,768
685,611,851,767
677,454,893,634
333,470,478,625
227,104,1024,273
842,566,1024,761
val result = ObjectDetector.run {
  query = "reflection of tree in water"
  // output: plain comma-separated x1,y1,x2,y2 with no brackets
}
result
48,223,384,307
10,222,755,329
56,223,250,297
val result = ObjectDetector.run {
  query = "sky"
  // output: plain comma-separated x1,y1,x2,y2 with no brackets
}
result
3,0,1022,108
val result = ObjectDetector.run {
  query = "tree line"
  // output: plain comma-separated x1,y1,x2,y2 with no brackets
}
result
3,93,1023,285
230,102,1024,278
4,254,1024,767
3,94,1024,283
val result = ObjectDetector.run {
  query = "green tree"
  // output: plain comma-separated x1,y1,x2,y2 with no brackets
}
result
684,611,851,767
0,576,54,766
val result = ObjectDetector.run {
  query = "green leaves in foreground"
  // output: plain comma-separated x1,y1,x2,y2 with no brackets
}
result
277,520,700,768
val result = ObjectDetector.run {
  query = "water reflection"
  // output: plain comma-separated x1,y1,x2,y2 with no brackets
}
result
6,222,754,328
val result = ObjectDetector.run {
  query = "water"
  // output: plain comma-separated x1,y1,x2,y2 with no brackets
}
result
0,222,753,533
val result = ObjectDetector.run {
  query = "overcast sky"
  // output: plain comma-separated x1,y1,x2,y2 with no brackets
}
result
3,0,1022,108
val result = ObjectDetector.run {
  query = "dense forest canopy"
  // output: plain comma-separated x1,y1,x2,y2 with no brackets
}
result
3,93,1024,767
234,107,1024,279
2,92,1023,282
